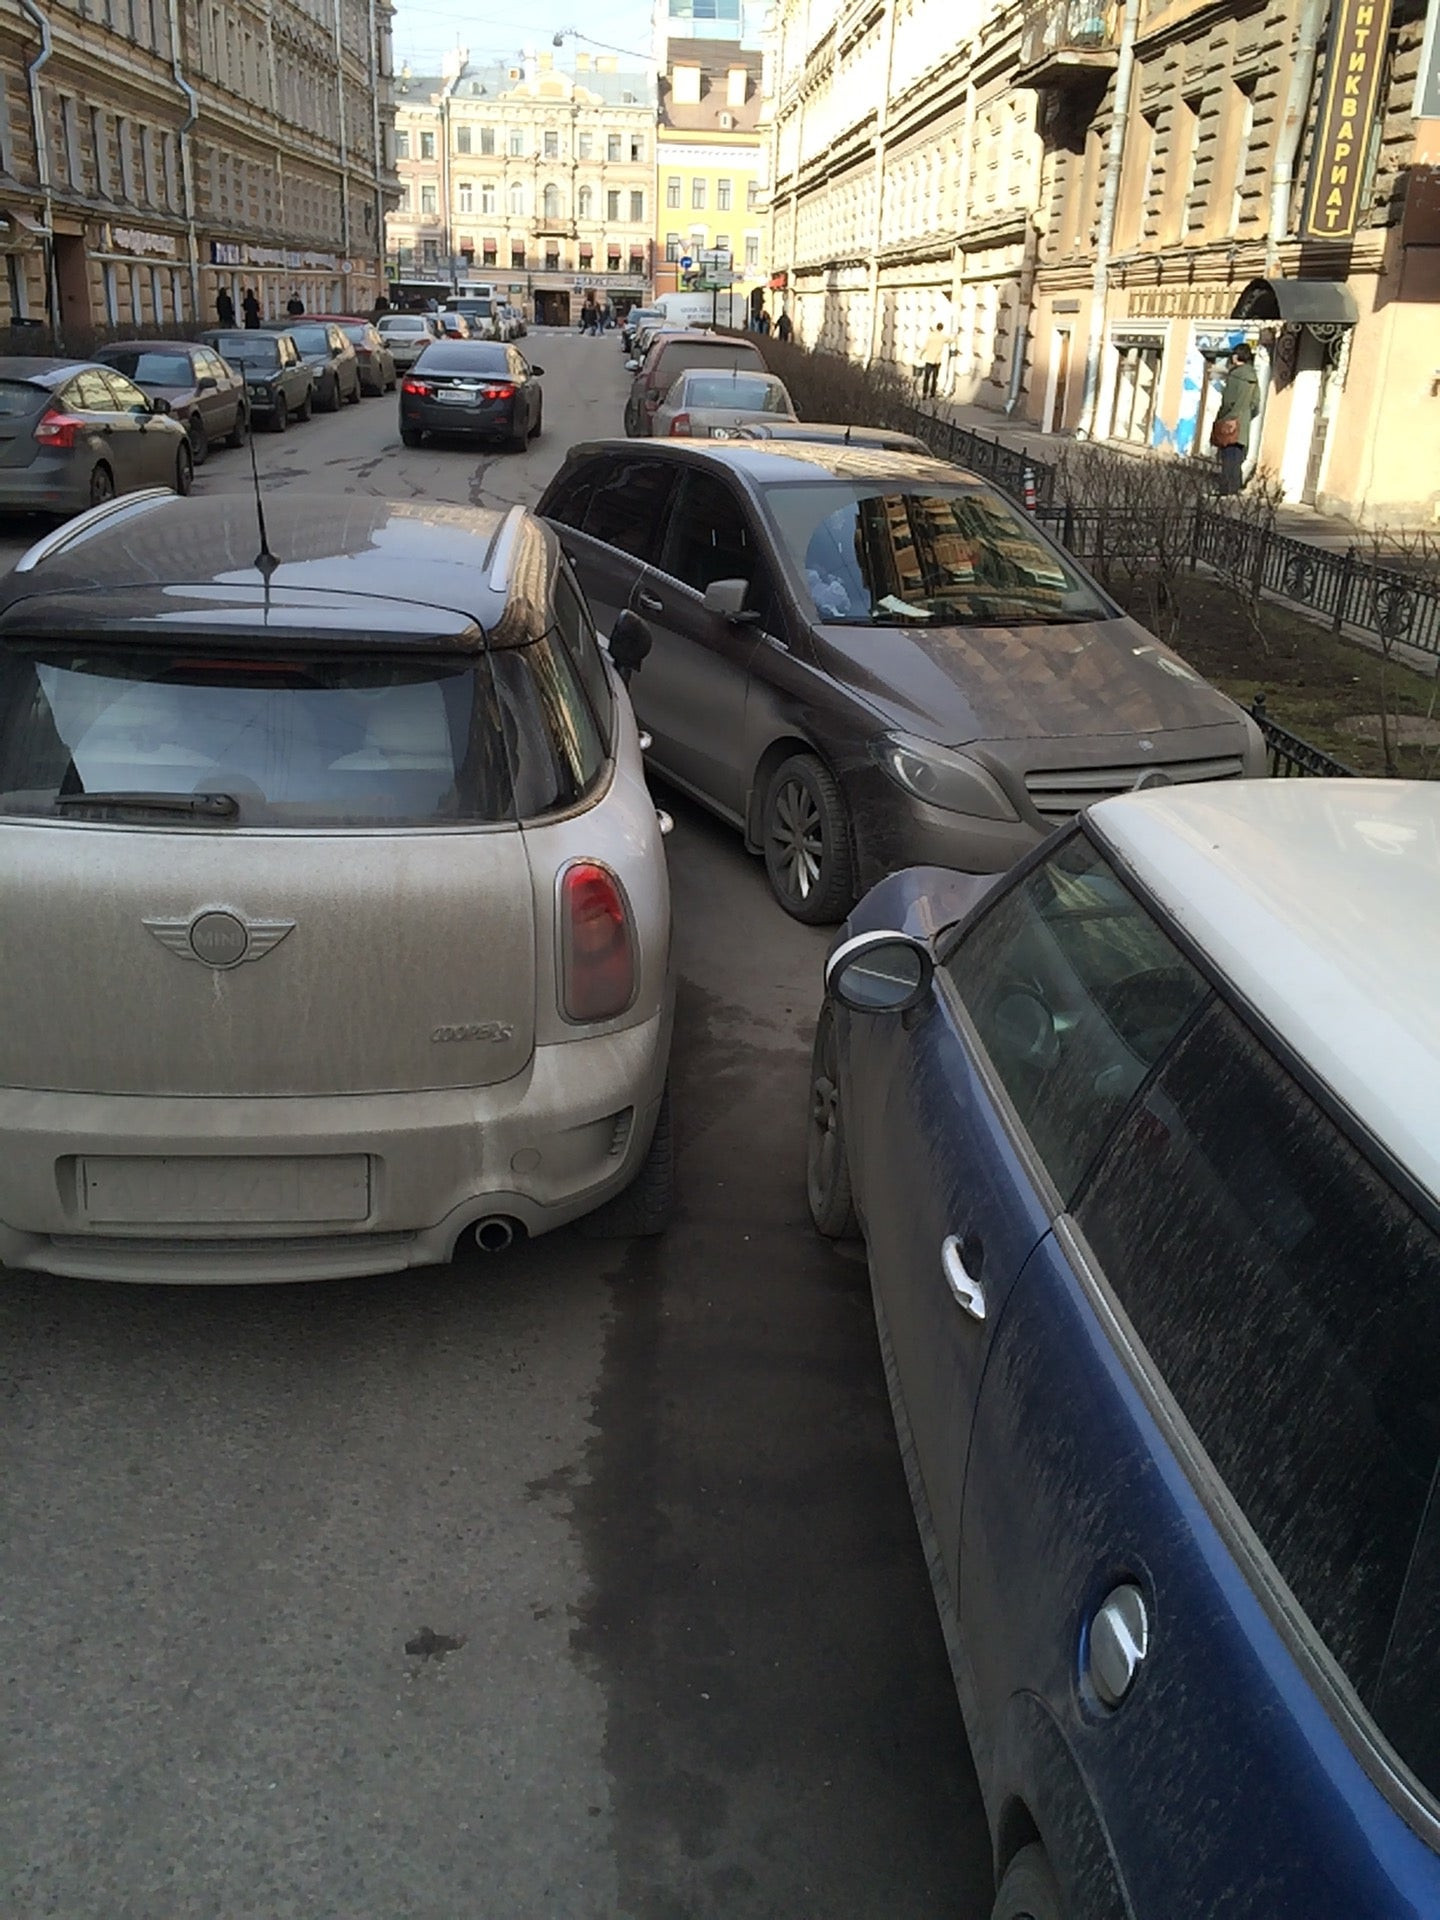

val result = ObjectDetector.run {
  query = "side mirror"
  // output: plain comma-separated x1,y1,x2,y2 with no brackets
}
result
196,375,217,392
609,608,653,686
148,395,171,415
625,358,640,371
529,363,544,376
702,578,759,623
825,930,933,1015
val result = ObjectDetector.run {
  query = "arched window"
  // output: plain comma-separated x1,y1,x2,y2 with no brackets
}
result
542,183,561,218
577,185,593,219
508,181,524,216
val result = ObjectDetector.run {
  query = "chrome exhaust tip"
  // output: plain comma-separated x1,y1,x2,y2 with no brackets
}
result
474,1217,518,1254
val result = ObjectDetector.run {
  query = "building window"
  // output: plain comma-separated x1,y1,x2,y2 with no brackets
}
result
714,233,730,255
665,231,680,261
162,130,178,209
508,128,523,155
480,126,494,155
578,131,592,159
419,130,435,159
482,243,496,266
103,263,119,324
607,246,620,269
456,125,471,153
543,183,561,218
91,106,110,198
691,179,706,210
1227,79,1255,234
509,181,524,215
398,183,411,212
1165,96,1202,243
630,135,644,163
607,133,620,162
395,129,409,158
746,181,759,211
61,95,82,190
0,75,15,177
716,178,732,211
630,190,644,222
458,181,472,212
666,176,681,209
607,189,620,219
544,129,558,158
511,245,525,269
7,253,28,321
629,249,646,273
744,232,760,270
420,184,437,214
422,239,438,266
481,181,496,213
578,185,593,218
150,265,167,323
545,247,559,270
116,115,136,202
1109,340,1163,445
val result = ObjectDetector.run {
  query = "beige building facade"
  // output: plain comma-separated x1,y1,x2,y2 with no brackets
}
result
765,0,1440,525
386,50,656,326
0,0,398,339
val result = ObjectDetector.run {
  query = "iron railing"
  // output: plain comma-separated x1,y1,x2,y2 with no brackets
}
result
903,408,1058,507
1248,695,1357,779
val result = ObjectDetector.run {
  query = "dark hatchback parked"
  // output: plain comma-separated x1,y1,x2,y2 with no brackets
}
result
0,357,193,513
200,329,313,431
95,340,249,462
809,779,1440,1918
537,440,1263,922
399,341,544,451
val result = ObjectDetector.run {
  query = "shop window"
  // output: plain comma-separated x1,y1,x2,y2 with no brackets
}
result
511,246,525,270
1108,340,1163,446
482,245,496,267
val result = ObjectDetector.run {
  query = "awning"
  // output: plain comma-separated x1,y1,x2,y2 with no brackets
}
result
483,236,498,249
578,242,593,257
1231,277,1359,325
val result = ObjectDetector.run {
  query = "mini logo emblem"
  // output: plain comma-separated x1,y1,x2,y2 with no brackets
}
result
144,910,295,969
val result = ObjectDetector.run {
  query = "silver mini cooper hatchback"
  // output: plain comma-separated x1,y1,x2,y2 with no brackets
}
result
0,490,673,1282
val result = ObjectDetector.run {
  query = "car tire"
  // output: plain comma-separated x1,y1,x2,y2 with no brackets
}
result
529,397,543,440
579,1086,673,1239
347,374,362,405
321,374,341,413
506,413,527,453
88,463,115,507
226,406,248,449
385,368,396,392
991,1846,1065,1920
762,752,856,925
806,1000,859,1239
269,396,288,433
295,387,313,423
186,412,208,464
400,427,424,448
173,444,194,497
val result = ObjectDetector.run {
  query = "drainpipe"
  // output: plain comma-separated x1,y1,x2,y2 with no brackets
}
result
166,0,202,323
1267,0,1326,273
1005,204,1043,413
17,0,56,340
1075,0,1141,438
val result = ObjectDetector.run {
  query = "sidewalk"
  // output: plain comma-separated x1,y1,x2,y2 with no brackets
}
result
920,396,1374,554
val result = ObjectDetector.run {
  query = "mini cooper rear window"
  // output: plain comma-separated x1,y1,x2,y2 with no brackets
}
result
0,646,519,827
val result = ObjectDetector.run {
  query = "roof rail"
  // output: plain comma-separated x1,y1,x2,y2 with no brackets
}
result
13,488,174,575
486,502,526,595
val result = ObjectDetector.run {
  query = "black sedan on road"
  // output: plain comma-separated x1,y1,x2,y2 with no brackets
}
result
200,329,313,432
538,439,1265,922
95,340,248,462
261,320,361,411
399,341,544,451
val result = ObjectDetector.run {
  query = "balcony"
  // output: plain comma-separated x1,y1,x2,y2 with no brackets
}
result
531,216,578,239
1014,0,1121,87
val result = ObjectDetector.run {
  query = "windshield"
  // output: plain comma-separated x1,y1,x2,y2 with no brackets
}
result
381,316,428,334
212,336,279,369
0,647,515,827
102,351,193,385
764,483,1112,627
682,374,791,413
286,325,333,354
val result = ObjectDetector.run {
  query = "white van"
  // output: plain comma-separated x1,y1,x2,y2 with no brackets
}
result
651,290,750,331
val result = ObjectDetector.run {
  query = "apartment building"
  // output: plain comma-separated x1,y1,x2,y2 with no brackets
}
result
0,0,398,338
764,0,1439,524
386,50,656,326
654,39,766,300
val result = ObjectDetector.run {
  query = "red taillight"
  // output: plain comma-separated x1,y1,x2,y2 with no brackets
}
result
481,383,516,400
35,409,85,449
561,861,635,1022
668,412,692,436
401,376,431,396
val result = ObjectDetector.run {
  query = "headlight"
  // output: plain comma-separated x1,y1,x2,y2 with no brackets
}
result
872,734,1019,822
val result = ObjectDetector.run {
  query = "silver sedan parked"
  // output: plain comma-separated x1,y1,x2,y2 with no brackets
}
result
0,492,673,1282
651,368,798,440
378,311,442,368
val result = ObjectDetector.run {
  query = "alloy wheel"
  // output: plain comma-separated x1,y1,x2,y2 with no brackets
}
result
768,777,824,902
88,465,115,507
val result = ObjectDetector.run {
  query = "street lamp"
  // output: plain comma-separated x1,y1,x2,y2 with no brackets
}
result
551,26,650,57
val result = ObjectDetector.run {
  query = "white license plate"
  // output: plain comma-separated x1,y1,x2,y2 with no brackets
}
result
79,1155,371,1225
439,387,478,404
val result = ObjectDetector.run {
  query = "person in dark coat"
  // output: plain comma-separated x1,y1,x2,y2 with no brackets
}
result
775,309,793,343
1213,344,1261,495
215,287,236,328
242,287,261,329
286,291,304,316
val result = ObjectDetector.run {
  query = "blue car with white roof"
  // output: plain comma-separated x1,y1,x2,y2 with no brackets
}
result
807,779,1440,1918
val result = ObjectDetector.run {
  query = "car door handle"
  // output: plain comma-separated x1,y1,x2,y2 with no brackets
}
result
637,591,663,613
941,1234,987,1321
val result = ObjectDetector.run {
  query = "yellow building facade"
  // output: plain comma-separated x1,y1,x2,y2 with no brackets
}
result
654,41,765,308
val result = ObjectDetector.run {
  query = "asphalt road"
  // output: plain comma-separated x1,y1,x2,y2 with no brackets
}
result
0,330,993,1920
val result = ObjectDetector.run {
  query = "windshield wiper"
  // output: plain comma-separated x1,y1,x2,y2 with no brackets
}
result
53,790,240,818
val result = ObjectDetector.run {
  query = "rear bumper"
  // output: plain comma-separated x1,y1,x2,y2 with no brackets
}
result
399,394,517,437
0,455,89,514
0,1007,672,1283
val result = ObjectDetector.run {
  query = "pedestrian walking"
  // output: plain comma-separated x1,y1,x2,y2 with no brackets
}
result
242,287,261,329
215,287,236,328
754,307,771,336
775,309,793,344
919,323,946,399
286,291,305,316
1211,344,1260,495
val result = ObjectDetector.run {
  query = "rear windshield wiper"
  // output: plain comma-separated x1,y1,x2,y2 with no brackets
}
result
53,790,240,818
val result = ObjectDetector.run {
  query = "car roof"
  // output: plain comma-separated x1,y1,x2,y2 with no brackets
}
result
0,357,99,385
310,314,373,325
1088,780,1440,1205
0,493,557,652
559,436,981,489
96,339,198,354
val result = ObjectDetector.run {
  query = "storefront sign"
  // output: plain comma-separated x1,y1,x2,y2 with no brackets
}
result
111,226,178,258
1302,0,1396,239
1126,286,1233,318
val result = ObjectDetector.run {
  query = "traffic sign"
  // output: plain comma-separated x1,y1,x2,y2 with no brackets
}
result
679,255,693,270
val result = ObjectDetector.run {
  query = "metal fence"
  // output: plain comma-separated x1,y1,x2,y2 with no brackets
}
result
1247,695,1357,779
903,408,1059,507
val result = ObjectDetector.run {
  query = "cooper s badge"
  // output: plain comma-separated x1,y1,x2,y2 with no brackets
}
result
144,910,295,970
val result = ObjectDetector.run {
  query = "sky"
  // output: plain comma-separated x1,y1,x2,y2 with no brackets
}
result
391,0,658,75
